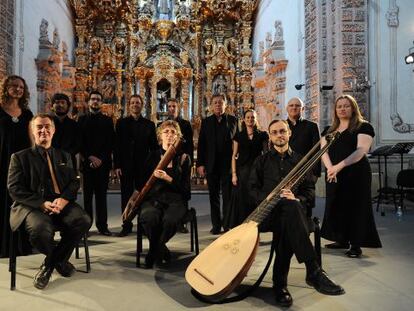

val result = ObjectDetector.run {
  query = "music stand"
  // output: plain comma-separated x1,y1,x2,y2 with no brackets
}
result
371,142,414,216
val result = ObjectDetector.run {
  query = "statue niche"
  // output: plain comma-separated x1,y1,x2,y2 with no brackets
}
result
156,78,171,118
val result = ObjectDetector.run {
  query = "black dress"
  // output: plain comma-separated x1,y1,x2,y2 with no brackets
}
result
225,128,268,228
0,107,33,257
321,122,382,248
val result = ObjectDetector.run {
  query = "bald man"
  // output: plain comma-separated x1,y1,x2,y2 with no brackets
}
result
286,97,321,216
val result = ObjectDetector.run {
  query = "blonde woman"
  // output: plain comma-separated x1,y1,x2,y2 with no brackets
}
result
139,120,191,268
321,95,381,258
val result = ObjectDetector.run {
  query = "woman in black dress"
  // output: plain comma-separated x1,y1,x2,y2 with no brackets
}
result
0,75,33,257
226,109,268,228
139,120,191,268
321,94,381,258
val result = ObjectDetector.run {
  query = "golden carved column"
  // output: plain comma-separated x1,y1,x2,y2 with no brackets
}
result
150,78,157,121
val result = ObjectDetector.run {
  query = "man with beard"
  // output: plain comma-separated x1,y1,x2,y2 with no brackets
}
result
249,119,344,307
78,91,115,236
114,95,158,237
50,93,80,170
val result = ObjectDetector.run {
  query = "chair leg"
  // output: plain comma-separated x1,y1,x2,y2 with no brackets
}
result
75,244,80,259
191,208,199,255
83,234,91,273
136,219,142,267
190,211,194,253
9,230,16,290
313,217,322,269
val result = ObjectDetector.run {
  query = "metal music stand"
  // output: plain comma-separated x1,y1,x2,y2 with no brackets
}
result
371,142,414,216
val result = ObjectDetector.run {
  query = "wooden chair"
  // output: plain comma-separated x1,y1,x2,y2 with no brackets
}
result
9,230,90,290
136,207,199,267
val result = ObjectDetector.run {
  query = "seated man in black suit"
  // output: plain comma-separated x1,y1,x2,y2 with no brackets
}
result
249,119,344,307
7,113,91,289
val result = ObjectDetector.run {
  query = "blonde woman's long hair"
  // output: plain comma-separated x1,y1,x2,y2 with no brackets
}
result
327,94,365,134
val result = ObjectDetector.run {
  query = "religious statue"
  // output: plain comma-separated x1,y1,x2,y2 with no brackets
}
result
213,74,227,94
53,29,60,50
39,19,49,44
101,74,116,103
273,20,284,42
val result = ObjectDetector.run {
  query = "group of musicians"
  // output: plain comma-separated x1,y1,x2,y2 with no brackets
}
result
2,75,383,306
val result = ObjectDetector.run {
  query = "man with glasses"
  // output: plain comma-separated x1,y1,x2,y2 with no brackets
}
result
78,91,115,236
114,95,158,237
249,119,344,307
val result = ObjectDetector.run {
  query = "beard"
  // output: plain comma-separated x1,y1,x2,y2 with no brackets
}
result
55,110,68,117
90,106,101,113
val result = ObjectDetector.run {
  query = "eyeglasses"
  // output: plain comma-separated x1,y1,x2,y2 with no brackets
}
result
269,129,288,136
162,129,177,135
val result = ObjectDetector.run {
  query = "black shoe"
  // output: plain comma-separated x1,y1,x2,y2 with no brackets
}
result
325,242,349,249
145,252,155,269
273,286,293,308
209,228,221,235
345,246,362,258
179,223,189,234
55,261,76,277
118,228,131,237
99,229,112,236
306,269,345,295
34,264,54,289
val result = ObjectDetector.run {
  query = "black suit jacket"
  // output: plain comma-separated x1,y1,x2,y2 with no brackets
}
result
196,114,238,174
7,147,79,231
78,112,115,171
114,115,158,172
288,118,321,177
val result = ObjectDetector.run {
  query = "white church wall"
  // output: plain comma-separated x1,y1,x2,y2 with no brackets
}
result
369,0,414,144
252,0,305,117
13,0,75,112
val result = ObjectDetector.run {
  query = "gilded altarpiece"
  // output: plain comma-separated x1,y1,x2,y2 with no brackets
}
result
69,0,257,134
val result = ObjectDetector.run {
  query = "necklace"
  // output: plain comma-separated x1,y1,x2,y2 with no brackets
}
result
11,116,19,123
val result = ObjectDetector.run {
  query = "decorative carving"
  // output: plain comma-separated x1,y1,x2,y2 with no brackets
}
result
386,1,399,27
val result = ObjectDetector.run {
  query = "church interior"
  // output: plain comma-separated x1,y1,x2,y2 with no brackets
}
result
0,0,414,310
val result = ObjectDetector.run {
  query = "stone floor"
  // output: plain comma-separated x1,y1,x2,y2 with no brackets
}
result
0,194,413,311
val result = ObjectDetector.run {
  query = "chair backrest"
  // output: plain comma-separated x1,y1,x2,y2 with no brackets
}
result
397,169,414,188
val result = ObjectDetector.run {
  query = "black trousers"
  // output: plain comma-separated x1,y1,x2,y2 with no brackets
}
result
139,199,187,254
259,199,316,287
23,203,91,267
206,166,232,231
82,167,110,231
119,172,140,231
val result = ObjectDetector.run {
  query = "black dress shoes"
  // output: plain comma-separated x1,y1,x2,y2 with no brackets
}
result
156,244,171,265
325,242,350,249
209,228,221,235
273,286,293,308
117,228,132,237
55,261,76,277
99,229,112,236
34,264,54,289
345,246,362,258
306,268,345,295
179,223,189,234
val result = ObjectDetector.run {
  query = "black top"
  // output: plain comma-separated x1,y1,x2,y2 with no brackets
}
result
249,148,315,210
143,148,191,203
234,128,268,168
78,112,115,171
196,113,238,174
114,115,158,174
287,118,321,177
322,122,375,165
52,115,80,167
